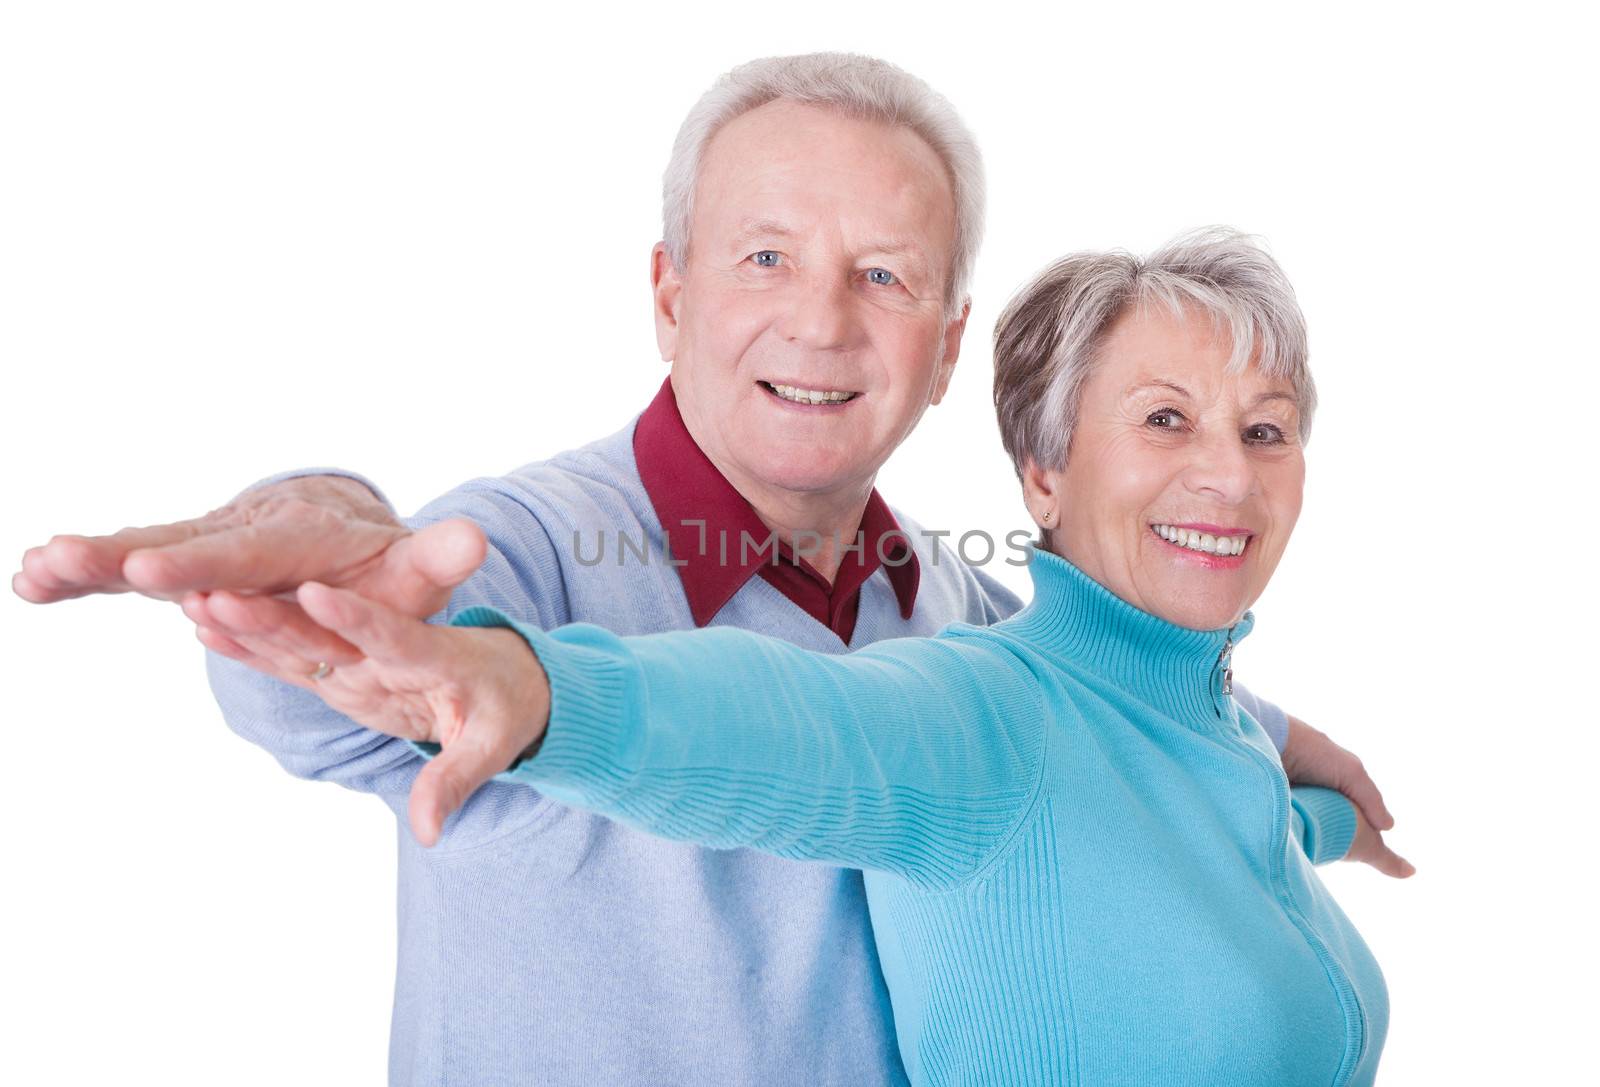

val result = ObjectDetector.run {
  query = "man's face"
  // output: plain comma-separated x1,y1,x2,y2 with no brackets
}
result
653,100,967,503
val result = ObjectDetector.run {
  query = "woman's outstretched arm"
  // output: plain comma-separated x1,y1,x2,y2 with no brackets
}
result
467,609,1050,891
271,579,1048,889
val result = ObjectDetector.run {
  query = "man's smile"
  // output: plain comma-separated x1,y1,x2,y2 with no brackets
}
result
757,379,863,407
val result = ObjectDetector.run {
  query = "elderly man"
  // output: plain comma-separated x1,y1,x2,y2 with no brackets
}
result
15,54,1403,1086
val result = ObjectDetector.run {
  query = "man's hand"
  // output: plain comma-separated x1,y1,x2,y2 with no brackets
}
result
14,475,488,660
1284,715,1414,878
275,581,550,847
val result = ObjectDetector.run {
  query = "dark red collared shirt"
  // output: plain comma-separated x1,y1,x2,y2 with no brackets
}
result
633,378,920,643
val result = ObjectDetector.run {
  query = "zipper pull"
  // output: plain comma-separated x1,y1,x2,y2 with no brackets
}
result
1217,635,1234,697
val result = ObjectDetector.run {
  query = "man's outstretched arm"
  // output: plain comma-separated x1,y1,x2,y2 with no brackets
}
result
13,470,572,844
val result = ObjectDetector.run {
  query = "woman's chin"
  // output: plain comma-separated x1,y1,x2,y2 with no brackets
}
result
1143,584,1252,632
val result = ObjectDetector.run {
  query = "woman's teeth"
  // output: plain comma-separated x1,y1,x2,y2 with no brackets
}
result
765,382,859,405
1153,524,1249,557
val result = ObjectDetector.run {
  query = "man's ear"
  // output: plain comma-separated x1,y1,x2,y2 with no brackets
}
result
651,242,683,362
928,298,971,406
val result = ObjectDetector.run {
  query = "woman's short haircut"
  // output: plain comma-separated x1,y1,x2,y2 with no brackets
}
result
662,52,985,314
992,227,1317,476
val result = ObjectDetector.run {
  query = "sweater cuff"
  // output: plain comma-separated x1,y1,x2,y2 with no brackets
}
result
444,607,638,799
1290,786,1359,865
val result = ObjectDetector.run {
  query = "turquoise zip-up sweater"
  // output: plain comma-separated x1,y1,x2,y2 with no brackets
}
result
456,546,1386,1085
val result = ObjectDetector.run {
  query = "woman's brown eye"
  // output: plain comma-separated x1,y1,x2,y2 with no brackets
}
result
1245,423,1286,445
1147,410,1183,429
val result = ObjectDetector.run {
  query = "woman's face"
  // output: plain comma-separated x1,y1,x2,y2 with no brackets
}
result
1026,304,1306,630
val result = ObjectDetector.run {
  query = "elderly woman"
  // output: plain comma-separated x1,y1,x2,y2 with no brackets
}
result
268,229,1388,1085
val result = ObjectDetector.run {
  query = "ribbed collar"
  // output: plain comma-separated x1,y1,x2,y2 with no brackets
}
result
1001,545,1255,727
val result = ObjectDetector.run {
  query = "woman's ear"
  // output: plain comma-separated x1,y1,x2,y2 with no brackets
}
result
1020,458,1060,530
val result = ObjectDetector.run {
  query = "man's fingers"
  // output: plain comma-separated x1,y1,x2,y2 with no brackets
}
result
12,568,95,604
20,537,130,598
368,519,488,617
297,581,437,664
19,520,215,600
408,742,510,848
123,513,402,597
123,524,276,596
1338,769,1396,833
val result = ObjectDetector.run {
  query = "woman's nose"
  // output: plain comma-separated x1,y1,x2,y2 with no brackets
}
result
1182,431,1257,505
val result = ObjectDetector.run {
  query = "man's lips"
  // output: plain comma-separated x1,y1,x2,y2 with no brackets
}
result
757,380,862,407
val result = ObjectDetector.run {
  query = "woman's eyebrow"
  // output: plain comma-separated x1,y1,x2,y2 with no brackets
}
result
1251,391,1299,408
1126,380,1192,399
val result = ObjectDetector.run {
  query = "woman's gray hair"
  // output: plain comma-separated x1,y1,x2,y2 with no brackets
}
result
992,227,1317,477
662,52,985,314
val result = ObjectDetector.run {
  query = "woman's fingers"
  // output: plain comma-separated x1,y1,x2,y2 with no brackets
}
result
1348,811,1416,880
204,590,364,669
1368,838,1416,880
408,735,523,848
194,623,261,665
297,581,437,665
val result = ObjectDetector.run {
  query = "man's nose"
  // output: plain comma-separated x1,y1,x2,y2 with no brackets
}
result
1182,429,1257,506
779,271,861,351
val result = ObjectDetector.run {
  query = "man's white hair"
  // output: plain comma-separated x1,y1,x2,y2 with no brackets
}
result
662,52,985,313
992,227,1318,477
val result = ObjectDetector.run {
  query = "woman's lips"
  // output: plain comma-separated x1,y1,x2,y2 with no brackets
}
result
1150,523,1251,569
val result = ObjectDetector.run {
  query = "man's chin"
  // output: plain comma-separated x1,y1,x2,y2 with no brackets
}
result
742,454,873,498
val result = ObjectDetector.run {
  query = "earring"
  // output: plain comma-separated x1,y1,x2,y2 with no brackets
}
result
1041,509,1053,525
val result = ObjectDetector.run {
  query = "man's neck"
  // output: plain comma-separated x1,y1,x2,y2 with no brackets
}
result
734,479,874,585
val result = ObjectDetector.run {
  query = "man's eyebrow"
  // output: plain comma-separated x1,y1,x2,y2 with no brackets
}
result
864,238,928,260
731,219,797,247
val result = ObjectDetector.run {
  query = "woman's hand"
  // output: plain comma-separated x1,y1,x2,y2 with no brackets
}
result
192,580,550,847
1344,804,1416,879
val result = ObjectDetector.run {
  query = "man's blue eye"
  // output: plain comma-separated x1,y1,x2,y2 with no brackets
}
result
867,268,897,286
751,251,782,267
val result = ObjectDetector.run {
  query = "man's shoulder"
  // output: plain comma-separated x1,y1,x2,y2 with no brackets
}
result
886,504,1028,624
415,416,654,532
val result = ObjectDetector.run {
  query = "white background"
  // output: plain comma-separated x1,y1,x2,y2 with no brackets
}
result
2,2,1593,1082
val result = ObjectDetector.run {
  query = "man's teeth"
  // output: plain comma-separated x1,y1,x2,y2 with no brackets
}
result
1153,524,1249,557
767,383,858,405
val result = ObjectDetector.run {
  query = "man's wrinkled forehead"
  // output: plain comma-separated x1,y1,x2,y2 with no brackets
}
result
689,100,957,261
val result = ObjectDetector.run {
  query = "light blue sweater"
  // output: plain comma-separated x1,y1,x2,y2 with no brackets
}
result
459,545,1382,1086
210,416,1296,1084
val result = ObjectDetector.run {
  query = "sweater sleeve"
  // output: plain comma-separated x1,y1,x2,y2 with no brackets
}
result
1231,682,1289,754
1288,785,1359,865
203,476,574,844
455,610,1049,891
